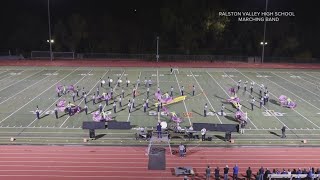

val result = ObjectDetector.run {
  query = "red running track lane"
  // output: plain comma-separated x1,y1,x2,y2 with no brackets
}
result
0,146,320,180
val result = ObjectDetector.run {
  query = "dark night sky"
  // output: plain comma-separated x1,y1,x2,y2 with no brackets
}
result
0,0,319,58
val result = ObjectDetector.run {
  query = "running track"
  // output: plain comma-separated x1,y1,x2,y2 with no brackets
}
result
0,146,319,180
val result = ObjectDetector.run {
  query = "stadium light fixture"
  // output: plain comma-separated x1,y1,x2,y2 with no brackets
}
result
260,42,267,45
47,39,55,43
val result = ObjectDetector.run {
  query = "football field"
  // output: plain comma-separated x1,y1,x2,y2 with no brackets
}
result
0,66,320,145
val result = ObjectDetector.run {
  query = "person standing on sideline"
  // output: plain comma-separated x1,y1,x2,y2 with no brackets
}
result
224,165,229,180
260,97,263,108
251,97,255,111
233,164,239,180
240,121,245,134
281,126,286,138
179,143,185,158
250,83,253,95
113,102,116,113
54,104,58,119
204,103,208,117
170,86,174,97
206,165,211,180
215,167,220,180
181,86,184,96
147,87,150,98
259,166,264,180
263,93,267,105
246,167,252,180
221,104,225,116
192,85,195,96
84,104,88,115
201,127,207,141
157,122,162,138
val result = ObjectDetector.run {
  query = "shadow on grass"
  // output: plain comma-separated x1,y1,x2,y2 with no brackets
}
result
94,134,106,140
214,135,226,141
268,131,281,137
269,99,279,106
225,115,239,123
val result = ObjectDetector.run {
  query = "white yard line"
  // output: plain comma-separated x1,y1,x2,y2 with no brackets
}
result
302,72,320,82
206,71,258,129
0,70,39,92
0,69,78,124
190,71,222,124
225,71,288,128
0,70,50,106
272,72,320,98
28,69,96,128
235,69,320,129
59,69,103,128
173,71,192,126
0,70,27,82
287,72,319,87
127,71,141,122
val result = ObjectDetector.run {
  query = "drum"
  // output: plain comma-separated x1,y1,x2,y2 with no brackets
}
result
160,121,167,129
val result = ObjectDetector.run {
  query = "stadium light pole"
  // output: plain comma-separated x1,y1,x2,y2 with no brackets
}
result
48,0,53,61
156,36,159,62
261,0,268,63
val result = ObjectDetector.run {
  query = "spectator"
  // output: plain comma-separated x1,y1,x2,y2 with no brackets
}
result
201,128,207,141
264,168,271,180
272,169,276,174
287,169,291,175
224,165,229,180
215,167,220,180
206,165,211,180
292,169,297,174
179,143,185,158
316,168,320,174
281,126,286,138
183,176,189,180
259,166,264,180
157,123,162,138
233,164,239,180
297,168,302,180
246,167,252,180
281,168,287,174
302,168,307,174
307,168,313,180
